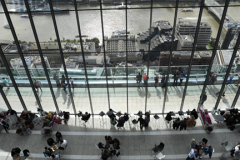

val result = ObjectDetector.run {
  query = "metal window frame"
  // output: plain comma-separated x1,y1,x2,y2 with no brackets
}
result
74,0,93,115
145,0,154,112
47,0,76,114
1,0,42,110
231,86,240,108
162,0,180,114
125,0,128,113
23,0,60,113
214,32,240,110
99,0,111,110
197,0,230,111
180,0,205,111
0,45,27,111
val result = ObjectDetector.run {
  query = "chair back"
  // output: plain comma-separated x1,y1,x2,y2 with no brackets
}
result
158,142,165,152
156,152,165,159
95,143,102,151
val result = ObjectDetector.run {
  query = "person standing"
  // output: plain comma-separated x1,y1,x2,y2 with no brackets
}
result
34,79,42,92
142,73,148,86
229,70,235,84
61,75,65,84
2,78,10,89
69,77,74,89
173,70,180,86
136,72,142,85
161,75,166,87
53,74,60,87
200,92,207,105
154,74,159,88
186,149,199,160
137,115,145,130
179,71,184,86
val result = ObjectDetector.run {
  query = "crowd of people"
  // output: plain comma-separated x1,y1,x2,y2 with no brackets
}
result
219,108,240,131
98,136,121,160
165,109,198,131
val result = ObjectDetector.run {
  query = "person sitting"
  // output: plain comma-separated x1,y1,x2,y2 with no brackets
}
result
144,114,150,127
59,139,68,150
47,138,55,146
110,116,117,126
42,118,51,128
123,113,129,121
191,139,197,149
45,112,53,120
109,146,120,157
105,136,113,146
204,145,213,159
191,109,198,120
11,147,21,157
137,115,145,130
81,112,90,121
51,154,60,160
173,118,180,130
155,142,164,152
0,117,9,133
187,115,196,128
117,117,125,127
101,149,110,160
63,111,70,124
21,124,32,135
180,118,187,131
107,109,116,118
55,131,63,144
98,142,105,150
165,112,173,122
7,109,17,116
113,138,120,150
187,149,199,160
43,147,52,157
231,144,240,157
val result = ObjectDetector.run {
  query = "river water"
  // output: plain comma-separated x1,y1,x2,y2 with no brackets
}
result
1,2,240,44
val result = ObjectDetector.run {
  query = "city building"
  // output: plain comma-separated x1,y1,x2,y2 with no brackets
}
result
176,21,212,49
105,30,142,65
10,56,50,77
137,21,179,62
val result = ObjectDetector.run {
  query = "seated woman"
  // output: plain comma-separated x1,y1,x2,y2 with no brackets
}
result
113,138,120,149
55,131,63,144
98,142,105,150
101,149,110,160
165,112,173,122
187,115,196,128
43,147,53,157
117,117,125,127
110,116,117,126
191,139,197,149
105,136,113,146
63,111,70,124
59,139,68,150
191,109,198,119
173,118,180,130
81,112,90,121
204,145,213,158
123,113,129,122
42,118,51,128
144,115,150,127
47,138,55,146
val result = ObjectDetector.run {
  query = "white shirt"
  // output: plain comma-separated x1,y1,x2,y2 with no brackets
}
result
235,145,240,152
230,73,235,78
51,155,60,160
188,149,199,160
60,140,68,148
70,79,73,83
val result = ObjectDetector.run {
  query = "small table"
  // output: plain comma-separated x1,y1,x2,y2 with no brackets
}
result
50,144,59,152
215,115,224,123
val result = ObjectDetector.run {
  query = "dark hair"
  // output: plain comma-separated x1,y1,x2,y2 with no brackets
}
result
85,112,88,115
105,136,107,139
60,140,63,143
138,72,140,75
109,109,112,111
208,145,212,149
51,154,55,158
45,147,47,149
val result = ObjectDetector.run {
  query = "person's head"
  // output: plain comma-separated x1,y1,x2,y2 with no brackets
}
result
109,109,112,112
232,70,234,73
85,112,88,115
192,109,196,112
98,142,103,146
176,70,178,73
194,149,198,154
176,118,180,121
62,75,64,78
2,78,4,80
51,154,55,158
169,112,173,115
45,147,48,150
208,145,212,149
192,138,195,142
181,71,183,73
144,73,146,75
105,136,107,139
60,140,63,144
70,77,72,79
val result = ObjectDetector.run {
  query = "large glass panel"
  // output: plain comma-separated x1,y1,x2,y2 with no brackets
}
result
0,94,9,112
109,87,127,113
128,87,145,114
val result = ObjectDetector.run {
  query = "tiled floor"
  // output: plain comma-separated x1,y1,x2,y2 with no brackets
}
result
0,114,240,160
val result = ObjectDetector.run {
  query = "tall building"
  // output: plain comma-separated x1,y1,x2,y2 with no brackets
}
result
176,21,212,49
137,21,178,61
